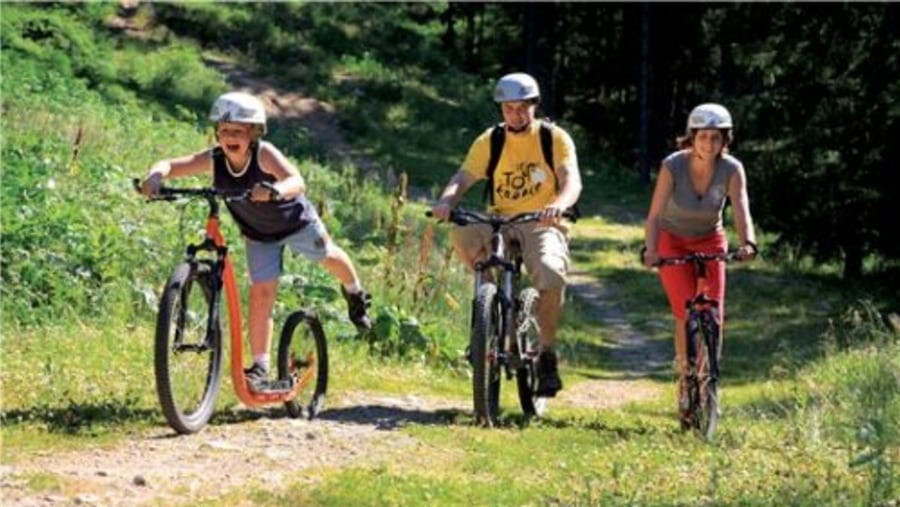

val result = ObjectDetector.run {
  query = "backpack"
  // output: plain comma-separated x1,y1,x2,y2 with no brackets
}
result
482,119,556,206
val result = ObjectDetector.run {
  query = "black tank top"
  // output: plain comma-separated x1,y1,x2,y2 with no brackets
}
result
212,143,314,241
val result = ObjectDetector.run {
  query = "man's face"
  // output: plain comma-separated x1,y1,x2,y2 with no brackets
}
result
501,100,537,132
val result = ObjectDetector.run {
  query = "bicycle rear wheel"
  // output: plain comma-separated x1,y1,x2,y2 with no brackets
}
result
278,310,329,419
471,283,501,426
154,262,222,435
514,287,545,418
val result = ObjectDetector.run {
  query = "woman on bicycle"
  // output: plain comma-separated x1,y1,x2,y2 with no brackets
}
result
642,103,758,421
140,91,372,388
431,73,583,397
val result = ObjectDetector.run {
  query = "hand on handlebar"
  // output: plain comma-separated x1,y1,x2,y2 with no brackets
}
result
140,173,163,198
430,201,452,222
538,205,565,226
640,246,660,268
735,241,759,261
250,182,283,203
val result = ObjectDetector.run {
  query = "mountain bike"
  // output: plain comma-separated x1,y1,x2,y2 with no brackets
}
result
649,250,744,441
430,208,576,427
134,179,328,435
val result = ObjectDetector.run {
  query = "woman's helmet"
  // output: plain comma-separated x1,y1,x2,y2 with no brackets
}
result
209,92,267,134
493,73,540,103
686,103,733,132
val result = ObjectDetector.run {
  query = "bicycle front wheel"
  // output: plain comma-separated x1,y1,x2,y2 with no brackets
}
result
696,311,721,440
278,310,329,419
154,262,223,435
515,287,545,418
471,283,502,427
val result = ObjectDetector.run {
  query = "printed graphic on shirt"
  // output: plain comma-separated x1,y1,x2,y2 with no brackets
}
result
495,162,549,201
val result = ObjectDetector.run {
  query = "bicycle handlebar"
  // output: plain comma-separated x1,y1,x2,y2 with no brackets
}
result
654,251,742,267
132,178,250,202
425,207,578,227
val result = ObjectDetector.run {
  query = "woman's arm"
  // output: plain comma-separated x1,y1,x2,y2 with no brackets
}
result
728,163,758,258
643,163,674,267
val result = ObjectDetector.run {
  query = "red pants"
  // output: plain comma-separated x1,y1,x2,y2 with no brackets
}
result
657,229,727,322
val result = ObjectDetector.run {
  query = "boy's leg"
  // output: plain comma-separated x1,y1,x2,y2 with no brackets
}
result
285,218,372,331
321,245,372,332
247,279,278,381
244,238,286,385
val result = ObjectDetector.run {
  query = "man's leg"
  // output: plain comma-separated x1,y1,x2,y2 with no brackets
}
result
523,224,570,397
537,286,563,349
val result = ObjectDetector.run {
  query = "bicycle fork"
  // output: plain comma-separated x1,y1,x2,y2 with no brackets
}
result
686,305,721,395
176,239,228,353
470,263,516,370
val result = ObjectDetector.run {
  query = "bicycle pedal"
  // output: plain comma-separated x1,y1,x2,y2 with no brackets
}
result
251,379,294,393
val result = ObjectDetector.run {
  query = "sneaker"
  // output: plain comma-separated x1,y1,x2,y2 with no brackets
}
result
341,286,372,332
244,362,270,391
535,349,563,397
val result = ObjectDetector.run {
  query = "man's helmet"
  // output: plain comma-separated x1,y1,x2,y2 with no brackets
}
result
493,73,540,103
686,103,733,132
209,92,267,134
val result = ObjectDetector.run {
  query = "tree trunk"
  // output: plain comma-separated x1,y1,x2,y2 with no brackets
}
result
843,241,864,280
441,3,457,53
638,3,652,185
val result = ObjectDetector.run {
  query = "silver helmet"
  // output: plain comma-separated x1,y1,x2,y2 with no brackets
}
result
209,92,267,134
493,73,540,103
686,103,733,132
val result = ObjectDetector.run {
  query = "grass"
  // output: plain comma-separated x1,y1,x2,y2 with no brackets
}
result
2,5,898,506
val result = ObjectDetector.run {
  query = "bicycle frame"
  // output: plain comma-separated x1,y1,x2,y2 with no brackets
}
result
163,189,314,406
472,226,521,369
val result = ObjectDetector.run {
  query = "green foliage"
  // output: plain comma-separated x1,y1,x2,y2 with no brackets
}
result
0,4,117,87
2,7,897,504
804,301,900,504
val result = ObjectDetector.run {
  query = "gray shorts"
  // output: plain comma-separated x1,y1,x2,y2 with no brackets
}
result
245,217,329,283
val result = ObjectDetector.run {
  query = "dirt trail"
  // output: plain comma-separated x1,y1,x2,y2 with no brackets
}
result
1,59,667,506
559,267,670,410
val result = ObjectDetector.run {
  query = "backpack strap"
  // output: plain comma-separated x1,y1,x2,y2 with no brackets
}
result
539,120,555,190
483,123,506,206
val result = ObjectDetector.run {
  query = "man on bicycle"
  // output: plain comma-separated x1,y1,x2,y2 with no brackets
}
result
140,91,372,388
431,73,583,397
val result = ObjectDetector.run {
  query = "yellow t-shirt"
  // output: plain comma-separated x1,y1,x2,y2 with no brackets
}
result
461,121,577,215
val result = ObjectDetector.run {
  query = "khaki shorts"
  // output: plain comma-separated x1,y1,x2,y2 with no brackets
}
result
450,221,570,291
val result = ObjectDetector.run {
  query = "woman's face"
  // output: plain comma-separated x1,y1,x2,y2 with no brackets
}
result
692,129,725,160
501,100,536,132
216,122,254,155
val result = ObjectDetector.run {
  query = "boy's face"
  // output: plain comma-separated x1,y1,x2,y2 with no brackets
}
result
216,122,254,155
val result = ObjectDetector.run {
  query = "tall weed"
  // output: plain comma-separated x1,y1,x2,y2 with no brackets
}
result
798,300,900,504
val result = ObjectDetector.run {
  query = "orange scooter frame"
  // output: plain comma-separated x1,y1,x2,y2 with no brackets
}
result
204,214,314,406
139,181,328,434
